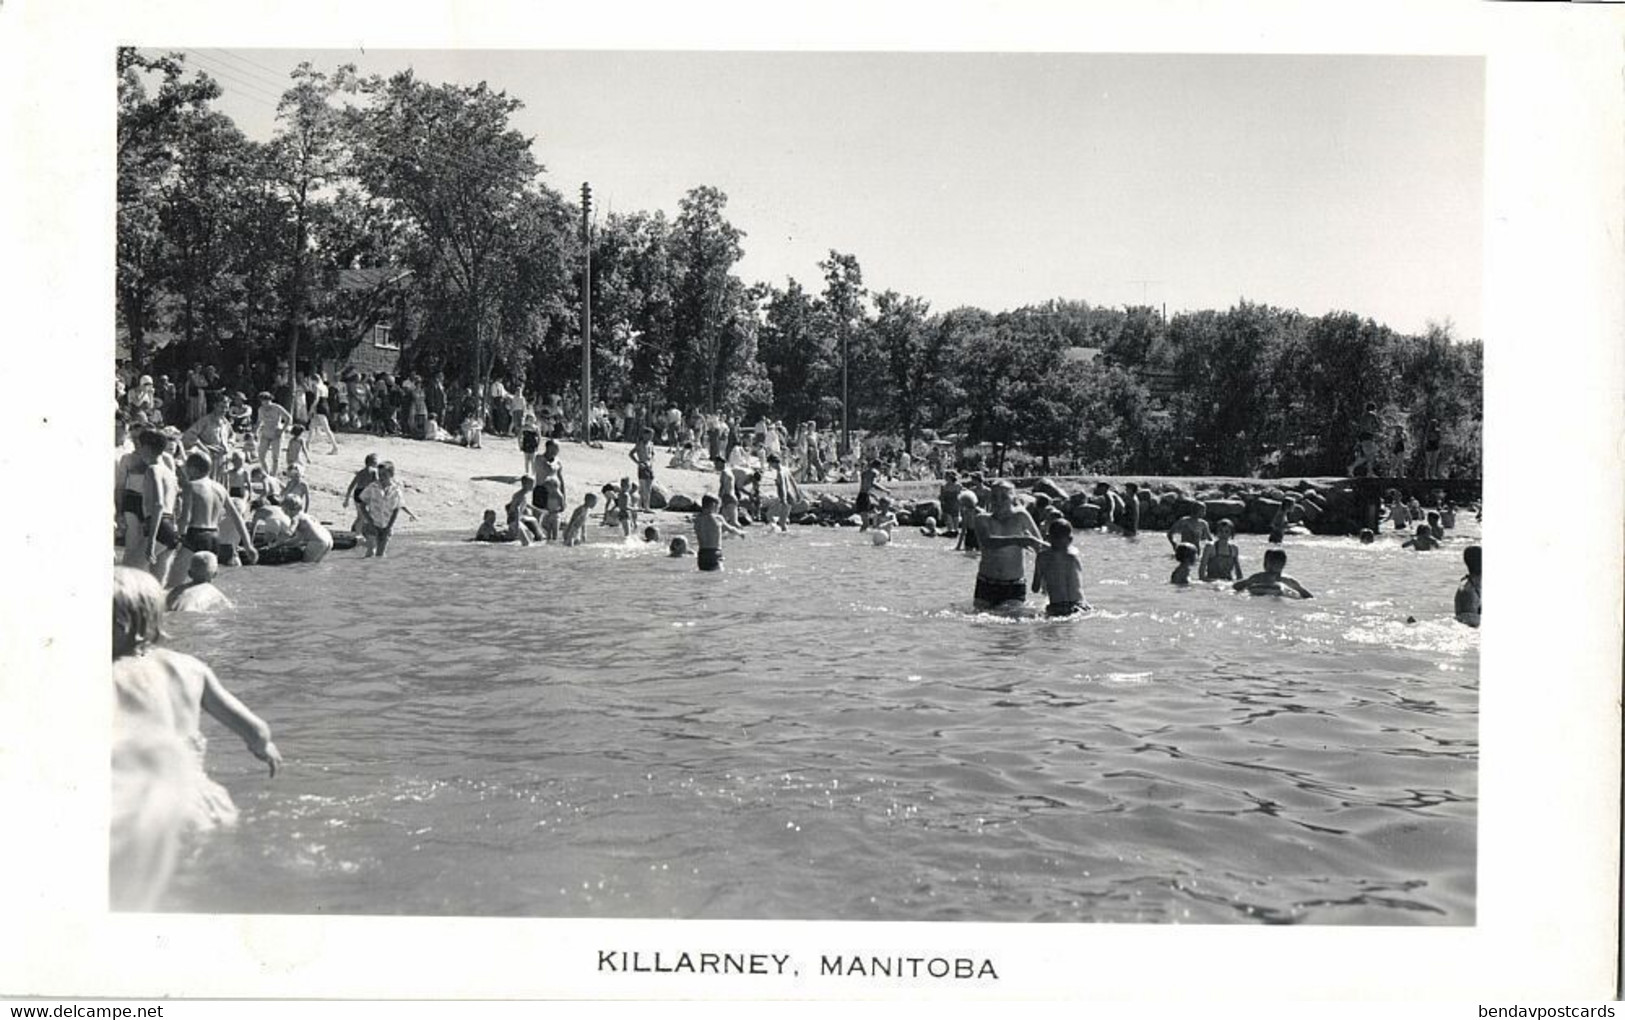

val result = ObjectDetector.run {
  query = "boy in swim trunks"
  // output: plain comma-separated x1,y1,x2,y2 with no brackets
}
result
1032,519,1090,617
166,551,233,612
1198,518,1244,581
855,460,891,531
972,481,1046,610
615,477,636,539
135,429,182,582
694,493,745,571
937,470,962,538
1454,544,1481,627
668,536,692,557
1120,482,1142,536
766,454,792,532
1232,548,1314,598
343,454,379,534
561,493,598,546
171,450,253,588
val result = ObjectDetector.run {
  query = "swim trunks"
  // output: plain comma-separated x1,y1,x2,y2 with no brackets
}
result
182,526,218,553
697,548,723,572
1045,601,1088,617
153,515,180,550
855,491,873,514
962,528,980,551
228,486,245,499
974,574,1026,607
217,543,239,566
638,464,654,481
520,430,540,454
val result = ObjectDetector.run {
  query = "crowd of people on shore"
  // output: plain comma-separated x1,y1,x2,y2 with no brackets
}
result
108,356,1484,909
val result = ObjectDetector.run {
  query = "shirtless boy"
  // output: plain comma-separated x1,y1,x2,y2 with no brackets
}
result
972,481,1046,610
171,450,252,587
1232,548,1314,598
695,493,746,571
166,552,233,613
1454,545,1482,627
1032,519,1090,617
1166,502,1213,554
855,460,891,531
507,477,541,545
1402,524,1440,551
267,495,334,564
135,429,182,582
561,493,598,546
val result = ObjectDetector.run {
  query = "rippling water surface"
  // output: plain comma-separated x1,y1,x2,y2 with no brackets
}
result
158,519,1478,923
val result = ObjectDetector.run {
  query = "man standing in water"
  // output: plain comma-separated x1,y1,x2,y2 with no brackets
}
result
972,480,1046,610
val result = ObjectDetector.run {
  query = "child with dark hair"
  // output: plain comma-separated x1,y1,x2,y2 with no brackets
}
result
1454,545,1482,627
1232,548,1314,598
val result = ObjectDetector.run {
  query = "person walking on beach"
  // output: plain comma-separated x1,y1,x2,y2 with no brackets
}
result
972,480,1046,610
254,392,293,476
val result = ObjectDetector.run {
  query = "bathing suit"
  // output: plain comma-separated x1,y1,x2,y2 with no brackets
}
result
974,575,1026,607
228,486,245,499
638,464,654,481
153,515,180,550
697,547,723,572
120,489,145,517
1204,546,1238,579
520,430,540,454
182,526,218,553
962,527,980,551
1045,601,1087,617
855,491,873,514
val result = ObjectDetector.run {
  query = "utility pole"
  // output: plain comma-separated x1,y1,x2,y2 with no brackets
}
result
580,182,592,444
840,320,849,458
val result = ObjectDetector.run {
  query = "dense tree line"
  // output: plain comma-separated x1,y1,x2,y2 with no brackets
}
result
117,51,1482,477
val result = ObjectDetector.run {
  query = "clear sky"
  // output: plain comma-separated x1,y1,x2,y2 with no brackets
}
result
173,48,1483,338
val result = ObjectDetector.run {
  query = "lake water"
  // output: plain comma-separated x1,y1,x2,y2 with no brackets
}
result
156,518,1478,924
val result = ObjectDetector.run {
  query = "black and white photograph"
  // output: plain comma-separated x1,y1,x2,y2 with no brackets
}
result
4,0,1621,1006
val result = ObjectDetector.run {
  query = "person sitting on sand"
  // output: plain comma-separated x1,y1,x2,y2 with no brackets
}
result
1199,518,1244,582
1170,543,1196,585
561,493,598,547
1402,523,1440,551
1454,544,1482,627
1167,502,1212,554
171,450,253,587
972,480,1046,610
668,536,692,557
359,461,417,558
955,490,980,552
166,552,233,613
473,509,511,543
267,495,334,564
1032,518,1091,617
695,493,746,571
506,477,541,546
1232,547,1314,598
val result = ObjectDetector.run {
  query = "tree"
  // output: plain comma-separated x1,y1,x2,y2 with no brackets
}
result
867,291,945,455
818,251,867,452
670,186,762,413
348,71,543,411
116,49,222,371
266,63,356,394
757,278,833,427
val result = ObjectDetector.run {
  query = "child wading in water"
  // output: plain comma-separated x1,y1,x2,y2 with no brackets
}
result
359,461,417,558
111,567,281,908
1198,518,1244,581
1170,543,1197,585
166,551,232,613
561,493,598,546
694,493,746,571
1402,524,1440,551
1454,544,1482,627
1232,548,1314,598
1032,519,1091,617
